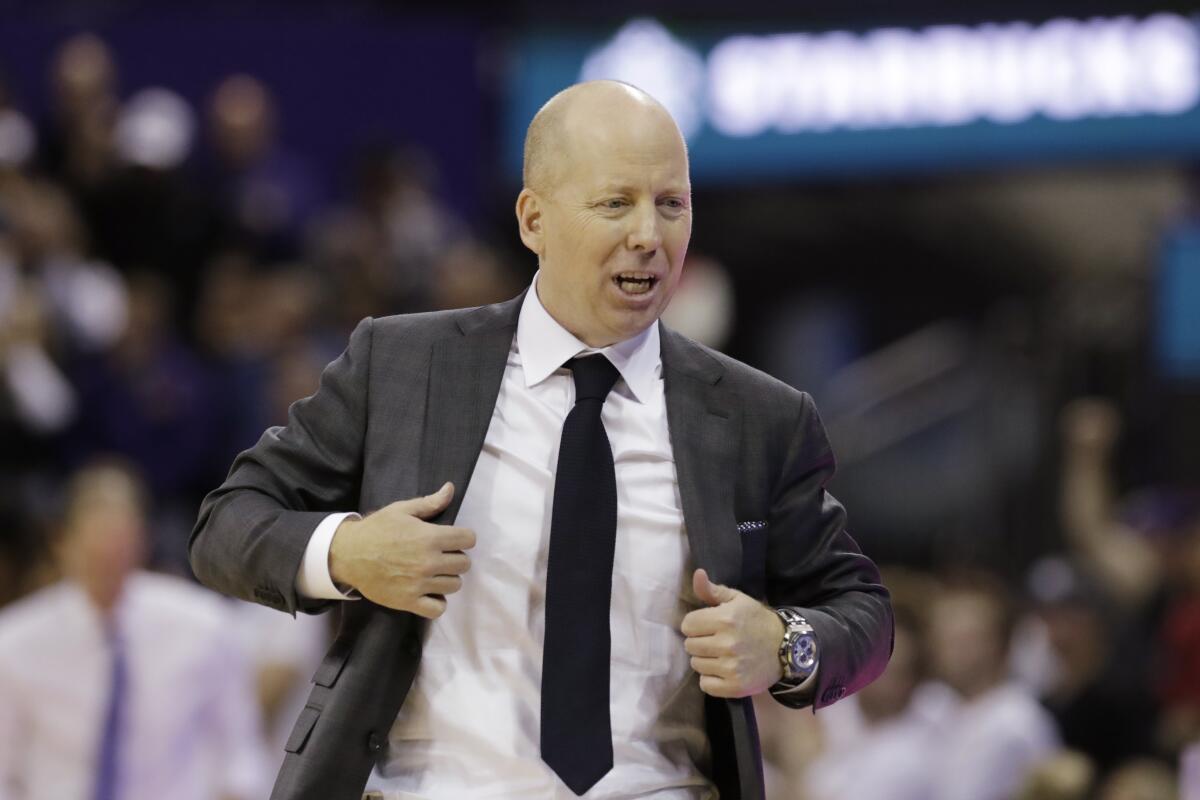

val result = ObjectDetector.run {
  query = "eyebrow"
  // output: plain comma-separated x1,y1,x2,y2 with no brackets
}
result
595,183,690,195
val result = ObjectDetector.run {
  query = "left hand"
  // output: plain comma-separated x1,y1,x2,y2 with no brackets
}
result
681,568,785,698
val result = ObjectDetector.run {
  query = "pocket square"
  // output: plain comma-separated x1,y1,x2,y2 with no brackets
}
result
738,521,768,600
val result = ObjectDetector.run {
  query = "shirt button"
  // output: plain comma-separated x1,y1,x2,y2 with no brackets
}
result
366,731,383,754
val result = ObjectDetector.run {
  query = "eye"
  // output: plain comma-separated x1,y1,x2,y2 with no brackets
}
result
600,198,629,210
659,197,688,214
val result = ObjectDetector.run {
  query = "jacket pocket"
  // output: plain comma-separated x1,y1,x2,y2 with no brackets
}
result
314,637,353,687
285,705,321,754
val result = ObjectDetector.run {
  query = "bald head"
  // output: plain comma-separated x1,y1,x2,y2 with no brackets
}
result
522,80,686,194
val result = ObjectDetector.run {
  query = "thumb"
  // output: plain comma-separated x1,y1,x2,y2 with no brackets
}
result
693,568,737,607
394,481,455,520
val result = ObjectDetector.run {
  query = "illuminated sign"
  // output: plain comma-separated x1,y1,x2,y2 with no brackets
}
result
1158,223,1200,380
506,14,1200,179
706,16,1197,133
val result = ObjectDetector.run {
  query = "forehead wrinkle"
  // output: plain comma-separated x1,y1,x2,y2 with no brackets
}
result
577,144,690,195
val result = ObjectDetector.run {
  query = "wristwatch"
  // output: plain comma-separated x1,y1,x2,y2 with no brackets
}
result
775,607,818,681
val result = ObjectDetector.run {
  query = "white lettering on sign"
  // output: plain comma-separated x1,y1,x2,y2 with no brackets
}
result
706,14,1199,135
578,15,1200,138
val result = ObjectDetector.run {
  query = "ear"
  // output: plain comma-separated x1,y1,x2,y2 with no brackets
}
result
515,188,544,256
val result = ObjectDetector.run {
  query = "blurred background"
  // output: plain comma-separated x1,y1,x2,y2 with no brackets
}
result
1,0,1200,798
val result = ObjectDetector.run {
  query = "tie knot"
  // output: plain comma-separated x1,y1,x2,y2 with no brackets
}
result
569,355,621,402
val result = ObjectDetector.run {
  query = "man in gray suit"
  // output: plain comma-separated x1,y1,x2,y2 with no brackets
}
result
190,80,892,800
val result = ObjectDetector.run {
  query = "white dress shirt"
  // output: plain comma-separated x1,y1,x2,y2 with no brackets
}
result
803,683,954,800
931,682,1060,800
0,573,270,800
300,276,718,798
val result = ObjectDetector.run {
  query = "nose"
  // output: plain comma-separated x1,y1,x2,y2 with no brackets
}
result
626,202,662,254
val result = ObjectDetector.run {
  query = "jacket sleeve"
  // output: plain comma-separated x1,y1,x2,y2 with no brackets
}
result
189,317,374,616
764,391,893,710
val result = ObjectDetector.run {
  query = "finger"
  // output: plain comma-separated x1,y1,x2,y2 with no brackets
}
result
434,552,472,575
684,635,726,658
681,607,723,638
689,655,726,677
391,482,455,520
693,568,738,607
424,575,463,595
699,675,733,698
434,526,476,552
413,594,448,619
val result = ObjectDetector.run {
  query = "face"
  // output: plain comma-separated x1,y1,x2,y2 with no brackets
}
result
517,100,692,347
927,591,1006,697
58,483,146,610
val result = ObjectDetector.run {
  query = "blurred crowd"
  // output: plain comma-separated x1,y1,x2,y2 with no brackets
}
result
0,30,523,799
755,398,1200,800
0,32,525,592
1,28,1199,800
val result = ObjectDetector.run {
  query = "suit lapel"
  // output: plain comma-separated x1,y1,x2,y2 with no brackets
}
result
661,328,764,800
416,299,741,588
419,294,524,524
661,327,742,588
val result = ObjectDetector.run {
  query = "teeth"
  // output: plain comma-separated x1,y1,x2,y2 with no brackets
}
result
615,275,656,294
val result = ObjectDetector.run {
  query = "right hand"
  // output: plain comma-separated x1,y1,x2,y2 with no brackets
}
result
328,482,474,618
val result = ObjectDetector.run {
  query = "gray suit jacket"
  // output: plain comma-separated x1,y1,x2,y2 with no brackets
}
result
189,292,892,800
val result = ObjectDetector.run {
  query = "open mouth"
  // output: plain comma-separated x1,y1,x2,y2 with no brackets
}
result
613,273,659,295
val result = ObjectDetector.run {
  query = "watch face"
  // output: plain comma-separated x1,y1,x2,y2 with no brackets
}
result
790,633,817,670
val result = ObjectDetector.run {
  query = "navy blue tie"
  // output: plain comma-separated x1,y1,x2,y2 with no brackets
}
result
541,354,621,795
93,623,127,800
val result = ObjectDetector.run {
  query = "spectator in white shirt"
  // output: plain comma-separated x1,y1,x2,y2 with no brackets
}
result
803,608,948,800
0,460,271,800
925,574,1061,800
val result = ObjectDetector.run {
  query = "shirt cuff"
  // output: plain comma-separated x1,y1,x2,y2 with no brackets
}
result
295,512,361,600
770,662,819,696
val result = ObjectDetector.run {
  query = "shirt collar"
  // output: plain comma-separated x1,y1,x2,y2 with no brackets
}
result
516,272,660,404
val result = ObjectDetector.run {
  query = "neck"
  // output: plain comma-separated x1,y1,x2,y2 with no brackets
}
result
73,575,125,616
957,669,1004,701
